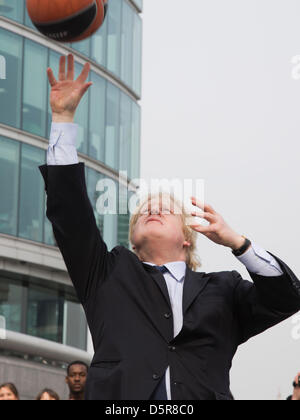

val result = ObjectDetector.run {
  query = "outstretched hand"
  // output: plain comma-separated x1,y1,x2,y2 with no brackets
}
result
189,197,246,250
47,54,92,122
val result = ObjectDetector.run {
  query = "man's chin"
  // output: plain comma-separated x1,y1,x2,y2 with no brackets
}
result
72,387,83,394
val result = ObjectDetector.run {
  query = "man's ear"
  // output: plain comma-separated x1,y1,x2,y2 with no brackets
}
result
183,240,191,248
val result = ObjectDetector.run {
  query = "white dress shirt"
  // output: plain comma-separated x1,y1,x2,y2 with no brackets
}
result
47,122,79,166
48,122,284,400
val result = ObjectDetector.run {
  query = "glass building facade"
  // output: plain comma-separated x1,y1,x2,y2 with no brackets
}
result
0,0,142,396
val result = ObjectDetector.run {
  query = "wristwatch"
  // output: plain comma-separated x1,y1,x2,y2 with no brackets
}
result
231,236,252,257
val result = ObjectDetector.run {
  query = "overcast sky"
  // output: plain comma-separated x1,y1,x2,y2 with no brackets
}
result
140,0,300,400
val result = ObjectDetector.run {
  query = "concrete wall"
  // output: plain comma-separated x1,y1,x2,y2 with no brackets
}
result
0,355,69,400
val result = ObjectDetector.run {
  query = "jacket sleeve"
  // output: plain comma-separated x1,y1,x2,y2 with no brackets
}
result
233,251,300,344
39,163,122,304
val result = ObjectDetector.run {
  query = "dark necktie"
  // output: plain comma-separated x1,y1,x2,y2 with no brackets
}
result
155,265,168,275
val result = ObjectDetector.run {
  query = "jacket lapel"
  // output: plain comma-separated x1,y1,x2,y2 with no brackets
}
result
183,267,210,316
142,264,173,342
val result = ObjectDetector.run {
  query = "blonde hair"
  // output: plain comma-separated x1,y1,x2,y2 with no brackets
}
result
129,193,201,271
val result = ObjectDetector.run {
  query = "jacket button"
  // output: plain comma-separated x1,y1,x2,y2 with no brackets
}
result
164,313,171,319
152,374,160,380
168,346,176,352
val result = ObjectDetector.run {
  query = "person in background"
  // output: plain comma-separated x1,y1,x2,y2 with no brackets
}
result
66,361,88,400
287,373,300,400
36,389,60,400
0,383,19,400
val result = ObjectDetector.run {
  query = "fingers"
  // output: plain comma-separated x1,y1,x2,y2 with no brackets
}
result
67,54,74,81
76,63,91,84
59,55,66,81
191,211,215,223
47,68,57,87
57,54,90,85
79,82,93,97
191,197,217,215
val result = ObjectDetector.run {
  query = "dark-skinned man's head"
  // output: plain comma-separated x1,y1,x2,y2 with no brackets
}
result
66,361,88,400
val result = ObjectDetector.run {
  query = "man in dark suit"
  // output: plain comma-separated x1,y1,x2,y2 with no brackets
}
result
40,54,300,400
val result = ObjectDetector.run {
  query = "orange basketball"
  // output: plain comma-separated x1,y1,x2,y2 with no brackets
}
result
26,0,107,43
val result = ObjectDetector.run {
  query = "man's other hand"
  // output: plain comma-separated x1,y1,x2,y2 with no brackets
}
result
189,197,247,251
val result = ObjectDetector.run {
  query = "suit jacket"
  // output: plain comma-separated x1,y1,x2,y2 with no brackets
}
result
39,163,300,401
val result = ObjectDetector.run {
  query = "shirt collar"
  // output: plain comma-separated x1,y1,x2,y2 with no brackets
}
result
143,261,186,282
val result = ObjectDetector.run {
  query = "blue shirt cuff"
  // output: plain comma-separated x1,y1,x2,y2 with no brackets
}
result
235,241,283,277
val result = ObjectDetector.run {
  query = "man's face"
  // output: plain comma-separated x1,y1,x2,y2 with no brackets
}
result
66,365,87,395
0,387,18,400
131,196,187,251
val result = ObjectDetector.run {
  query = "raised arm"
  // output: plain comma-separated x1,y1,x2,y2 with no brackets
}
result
40,54,121,304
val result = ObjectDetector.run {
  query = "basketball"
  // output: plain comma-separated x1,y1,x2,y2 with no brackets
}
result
26,0,108,43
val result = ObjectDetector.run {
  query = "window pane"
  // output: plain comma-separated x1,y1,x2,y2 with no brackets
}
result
47,51,60,135
107,0,121,78
0,29,23,128
0,275,24,333
89,73,106,161
74,62,89,155
27,285,63,343
43,125,54,245
118,191,129,248
131,102,141,180
105,82,120,170
24,5,36,30
87,168,104,234
64,299,87,351
19,144,45,242
133,14,142,96
104,213,118,251
22,39,48,137
91,16,108,67
132,0,143,11
0,0,24,23
44,195,56,246
121,2,133,88
119,93,132,173
71,38,90,57
0,137,19,236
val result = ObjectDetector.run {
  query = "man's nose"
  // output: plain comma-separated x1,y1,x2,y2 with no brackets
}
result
150,208,162,215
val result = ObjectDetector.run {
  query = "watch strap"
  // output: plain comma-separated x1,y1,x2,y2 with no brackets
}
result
232,236,252,257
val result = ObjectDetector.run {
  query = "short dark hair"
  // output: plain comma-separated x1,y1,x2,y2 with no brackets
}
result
67,361,89,376
0,383,19,400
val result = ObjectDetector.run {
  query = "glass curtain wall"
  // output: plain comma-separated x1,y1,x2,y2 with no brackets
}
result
0,0,142,97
